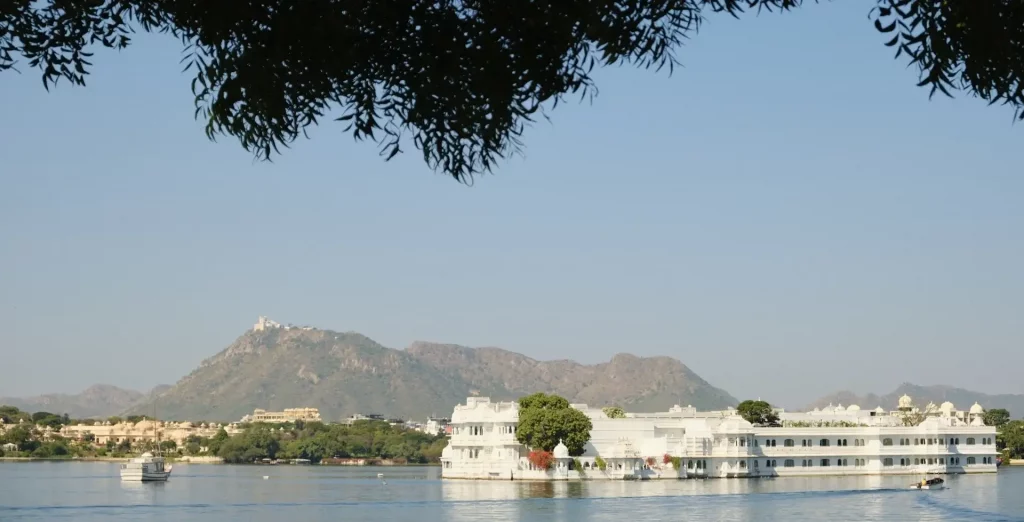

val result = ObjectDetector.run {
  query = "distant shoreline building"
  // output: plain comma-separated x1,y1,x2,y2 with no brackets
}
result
61,419,242,446
239,408,322,424
440,395,998,480
253,316,316,332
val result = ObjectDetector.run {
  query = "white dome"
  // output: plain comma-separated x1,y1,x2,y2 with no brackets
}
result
940,401,955,411
874,406,886,414
553,440,570,459
969,402,984,414
898,394,912,408
847,404,861,412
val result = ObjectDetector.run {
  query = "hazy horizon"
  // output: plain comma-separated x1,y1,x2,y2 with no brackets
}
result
1,317,1021,410
3,2,1022,407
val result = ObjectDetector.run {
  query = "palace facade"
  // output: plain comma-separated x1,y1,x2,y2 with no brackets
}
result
440,395,999,480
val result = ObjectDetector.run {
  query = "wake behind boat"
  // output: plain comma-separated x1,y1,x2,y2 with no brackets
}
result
909,477,944,490
120,452,172,482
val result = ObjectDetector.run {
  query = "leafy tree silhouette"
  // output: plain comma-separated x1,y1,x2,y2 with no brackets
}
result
3,1,1021,181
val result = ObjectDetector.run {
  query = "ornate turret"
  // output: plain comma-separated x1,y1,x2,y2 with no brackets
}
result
553,440,570,460
898,394,913,410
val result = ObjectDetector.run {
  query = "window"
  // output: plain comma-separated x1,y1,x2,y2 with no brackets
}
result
771,439,777,447
967,457,976,465
840,439,848,447
883,438,893,446
687,460,694,470
966,438,976,445
820,459,831,467
771,460,777,467
784,460,795,468
939,458,945,464
914,458,920,465
784,439,795,447
766,460,771,467
899,458,905,466
739,461,746,469
819,439,830,447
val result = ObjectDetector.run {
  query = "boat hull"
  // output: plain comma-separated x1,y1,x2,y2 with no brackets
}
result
120,470,172,482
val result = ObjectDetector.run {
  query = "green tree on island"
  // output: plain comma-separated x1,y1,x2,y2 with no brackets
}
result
998,420,1024,459
736,400,780,427
602,406,627,419
983,409,1011,428
516,393,592,456
2,1,1022,181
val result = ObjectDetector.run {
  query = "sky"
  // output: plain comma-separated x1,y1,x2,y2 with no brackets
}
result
1,2,1022,409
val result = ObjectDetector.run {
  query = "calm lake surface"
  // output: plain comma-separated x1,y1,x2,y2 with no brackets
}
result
1,463,1022,521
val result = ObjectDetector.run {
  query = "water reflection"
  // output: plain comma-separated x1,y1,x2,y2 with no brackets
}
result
1,463,1021,522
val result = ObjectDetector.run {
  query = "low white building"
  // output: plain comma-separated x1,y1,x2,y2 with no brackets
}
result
239,408,322,424
440,396,999,480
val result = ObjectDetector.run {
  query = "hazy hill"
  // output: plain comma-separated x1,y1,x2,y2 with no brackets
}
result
406,341,738,413
808,383,1024,417
127,328,738,422
0,384,150,418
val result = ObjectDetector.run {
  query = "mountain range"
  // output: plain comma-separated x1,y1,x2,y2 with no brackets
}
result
4,325,1020,422
806,383,1024,417
103,326,736,421
0,384,170,419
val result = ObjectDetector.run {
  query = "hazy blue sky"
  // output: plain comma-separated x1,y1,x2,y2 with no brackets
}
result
1,2,1021,408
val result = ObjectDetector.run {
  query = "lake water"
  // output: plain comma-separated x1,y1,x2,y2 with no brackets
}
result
1,463,1022,521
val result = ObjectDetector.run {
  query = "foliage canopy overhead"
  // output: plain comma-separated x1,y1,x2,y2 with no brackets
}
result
3,0,1022,181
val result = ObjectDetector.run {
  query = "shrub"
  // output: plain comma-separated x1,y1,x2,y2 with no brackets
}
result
595,456,607,471
670,456,681,470
662,453,672,465
528,450,553,470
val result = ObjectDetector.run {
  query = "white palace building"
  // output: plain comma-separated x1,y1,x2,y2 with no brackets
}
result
440,395,999,480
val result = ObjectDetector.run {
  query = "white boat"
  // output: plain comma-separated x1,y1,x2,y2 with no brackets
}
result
120,452,172,482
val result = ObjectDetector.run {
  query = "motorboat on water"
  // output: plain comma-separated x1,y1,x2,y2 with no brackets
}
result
120,452,172,482
909,477,944,490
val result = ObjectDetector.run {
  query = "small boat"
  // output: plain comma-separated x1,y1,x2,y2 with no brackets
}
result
120,452,172,482
909,477,944,490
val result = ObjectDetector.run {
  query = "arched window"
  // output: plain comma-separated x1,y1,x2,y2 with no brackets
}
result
687,460,694,470
820,459,830,467
739,461,746,469
784,459,795,468
819,439,830,447
771,460,776,467
966,438,976,445
766,460,772,467
784,439,795,447
967,457,976,465
882,438,893,446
